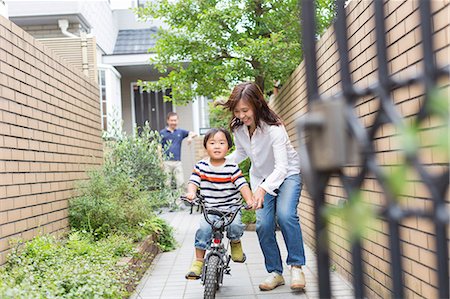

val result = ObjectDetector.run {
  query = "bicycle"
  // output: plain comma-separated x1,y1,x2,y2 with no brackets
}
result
180,195,250,299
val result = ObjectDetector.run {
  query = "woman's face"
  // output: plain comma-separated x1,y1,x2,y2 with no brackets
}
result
233,99,255,128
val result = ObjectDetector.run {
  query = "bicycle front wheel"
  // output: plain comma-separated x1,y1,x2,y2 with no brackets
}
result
204,255,220,299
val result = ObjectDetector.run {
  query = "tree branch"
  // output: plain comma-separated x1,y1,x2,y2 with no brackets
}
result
215,50,252,64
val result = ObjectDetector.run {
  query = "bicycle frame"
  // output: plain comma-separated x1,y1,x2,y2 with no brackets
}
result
201,208,240,285
181,195,247,286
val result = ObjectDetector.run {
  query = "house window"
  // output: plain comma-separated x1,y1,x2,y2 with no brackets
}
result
137,0,149,8
98,70,107,131
133,84,173,132
198,96,211,131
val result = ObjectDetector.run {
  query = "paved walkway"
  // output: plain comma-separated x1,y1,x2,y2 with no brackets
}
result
130,210,354,299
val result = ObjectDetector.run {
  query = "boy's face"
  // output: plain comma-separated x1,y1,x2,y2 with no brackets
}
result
205,131,229,161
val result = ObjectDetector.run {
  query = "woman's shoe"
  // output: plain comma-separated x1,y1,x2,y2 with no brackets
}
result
290,266,306,290
258,272,285,291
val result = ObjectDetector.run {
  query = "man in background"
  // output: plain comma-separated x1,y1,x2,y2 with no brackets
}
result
160,112,197,189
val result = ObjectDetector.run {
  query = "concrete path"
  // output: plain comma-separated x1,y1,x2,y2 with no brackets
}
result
130,210,354,299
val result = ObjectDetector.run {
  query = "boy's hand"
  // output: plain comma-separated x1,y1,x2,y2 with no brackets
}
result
185,192,196,201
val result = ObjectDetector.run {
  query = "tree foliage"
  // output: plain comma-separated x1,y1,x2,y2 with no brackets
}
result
135,0,335,105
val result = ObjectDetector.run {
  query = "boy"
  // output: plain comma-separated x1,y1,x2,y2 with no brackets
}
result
185,128,253,279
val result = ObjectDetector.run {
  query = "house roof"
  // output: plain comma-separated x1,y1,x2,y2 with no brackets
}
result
113,28,158,55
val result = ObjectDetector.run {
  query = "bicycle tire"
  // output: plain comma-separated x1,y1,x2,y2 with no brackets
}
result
204,255,220,299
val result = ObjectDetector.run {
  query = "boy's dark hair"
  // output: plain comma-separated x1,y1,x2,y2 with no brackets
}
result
203,128,233,149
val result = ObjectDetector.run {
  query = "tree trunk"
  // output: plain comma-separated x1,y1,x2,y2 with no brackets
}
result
255,75,264,92
251,60,264,92
252,1,266,93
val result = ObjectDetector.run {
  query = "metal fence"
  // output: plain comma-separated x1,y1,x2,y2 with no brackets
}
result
297,0,449,298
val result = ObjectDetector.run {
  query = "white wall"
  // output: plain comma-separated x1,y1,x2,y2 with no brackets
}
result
6,0,118,54
0,0,8,18
6,0,79,16
105,67,122,131
78,1,117,54
174,103,197,184
113,9,166,30
110,0,134,10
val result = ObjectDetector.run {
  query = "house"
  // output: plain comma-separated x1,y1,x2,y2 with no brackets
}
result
5,0,210,181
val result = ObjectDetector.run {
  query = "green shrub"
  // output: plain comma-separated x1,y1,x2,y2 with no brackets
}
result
104,123,168,192
146,217,177,252
69,122,180,240
69,170,155,241
241,209,256,224
208,101,231,130
0,233,134,298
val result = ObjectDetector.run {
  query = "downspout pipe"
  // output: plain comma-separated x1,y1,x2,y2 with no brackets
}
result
58,19,78,38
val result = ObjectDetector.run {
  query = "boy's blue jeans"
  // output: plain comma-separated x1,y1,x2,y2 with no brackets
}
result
194,211,244,250
256,174,306,274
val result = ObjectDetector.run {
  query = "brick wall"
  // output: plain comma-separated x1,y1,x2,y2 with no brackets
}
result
0,16,102,264
194,136,208,162
270,1,449,298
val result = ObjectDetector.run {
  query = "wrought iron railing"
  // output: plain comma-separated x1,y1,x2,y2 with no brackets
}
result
298,0,449,298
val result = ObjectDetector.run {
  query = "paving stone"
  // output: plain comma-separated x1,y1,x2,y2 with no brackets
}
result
130,211,353,299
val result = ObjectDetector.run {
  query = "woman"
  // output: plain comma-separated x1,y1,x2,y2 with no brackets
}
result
225,82,306,291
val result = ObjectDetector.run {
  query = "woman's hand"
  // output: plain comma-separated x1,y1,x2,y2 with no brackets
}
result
252,187,266,210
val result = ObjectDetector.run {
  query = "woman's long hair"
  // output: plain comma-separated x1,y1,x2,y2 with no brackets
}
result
223,82,282,131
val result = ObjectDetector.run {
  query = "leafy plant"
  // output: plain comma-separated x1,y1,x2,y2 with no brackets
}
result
0,233,135,298
145,217,177,252
324,191,376,243
209,101,231,130
241,209,256,224
103,122,168,192
70,120,180,240
69,170,156,241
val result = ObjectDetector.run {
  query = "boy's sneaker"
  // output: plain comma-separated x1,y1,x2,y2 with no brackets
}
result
290,266,306,290
259,273,285,291
185,260,203,280
230,240,246,262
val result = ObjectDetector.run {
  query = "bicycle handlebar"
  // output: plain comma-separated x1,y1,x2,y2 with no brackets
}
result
180,195,250,228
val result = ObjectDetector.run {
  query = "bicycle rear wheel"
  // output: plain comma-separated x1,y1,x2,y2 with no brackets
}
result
204,255,220,299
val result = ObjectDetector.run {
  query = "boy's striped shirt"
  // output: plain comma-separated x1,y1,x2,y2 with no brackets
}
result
189,159,248,209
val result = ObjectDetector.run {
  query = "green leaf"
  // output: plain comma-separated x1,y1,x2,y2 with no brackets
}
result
323,191,376,243
134,0,336,104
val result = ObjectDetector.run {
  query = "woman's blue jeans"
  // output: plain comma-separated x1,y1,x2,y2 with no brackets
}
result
256,174,306,274
195,211,244,250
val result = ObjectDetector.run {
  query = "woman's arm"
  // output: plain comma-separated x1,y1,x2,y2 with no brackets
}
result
259,126,288,195
252,127,289,209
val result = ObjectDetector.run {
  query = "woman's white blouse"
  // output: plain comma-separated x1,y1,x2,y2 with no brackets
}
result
227,121,301,196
